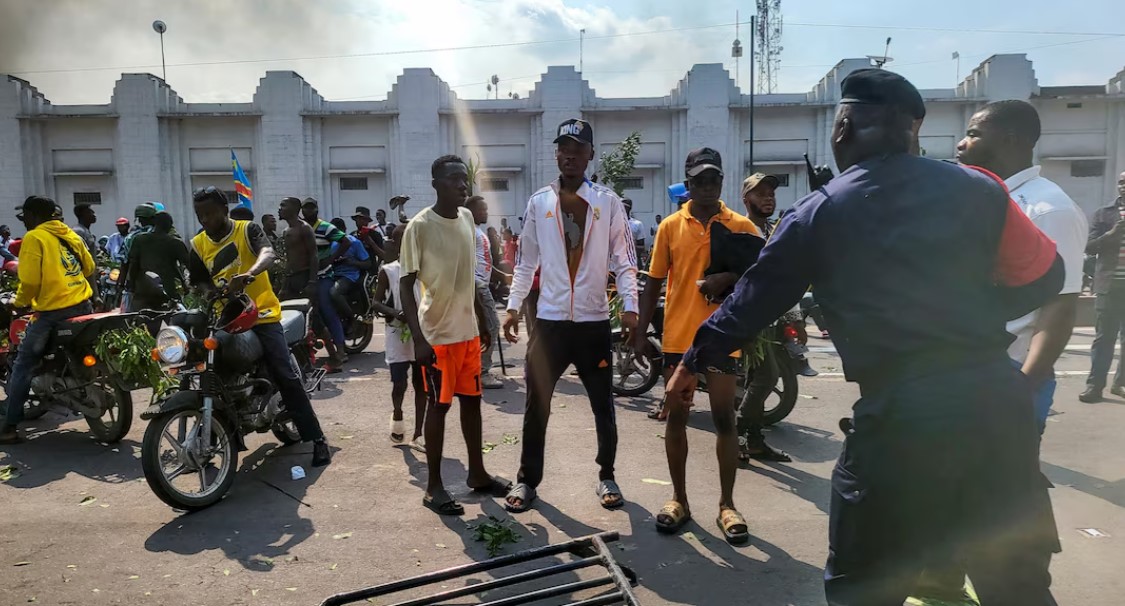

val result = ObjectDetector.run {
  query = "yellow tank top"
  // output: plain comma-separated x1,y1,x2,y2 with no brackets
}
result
191,220,281,324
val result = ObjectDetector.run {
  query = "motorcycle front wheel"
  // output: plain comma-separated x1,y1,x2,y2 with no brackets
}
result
141,409,238,512
611,336,661,397
344,320,373,355
84,384,133,443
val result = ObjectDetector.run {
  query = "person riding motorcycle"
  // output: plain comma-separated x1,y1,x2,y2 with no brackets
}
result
1,196,99,444
124,211,188,312
188,186,332,467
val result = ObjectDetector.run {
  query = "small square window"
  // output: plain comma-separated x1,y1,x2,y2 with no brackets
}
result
73,192,102,205
1071,160,1105,178
480,178,509,192
771,174,790,187
340,177,368,191
1066,102,1083,109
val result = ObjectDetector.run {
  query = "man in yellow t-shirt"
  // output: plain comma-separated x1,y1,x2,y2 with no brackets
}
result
400,154,499,517
1,196,99,444
188,186,330,468
634,148,760,545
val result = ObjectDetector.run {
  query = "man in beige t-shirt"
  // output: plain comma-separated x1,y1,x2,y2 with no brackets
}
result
400,154,504,516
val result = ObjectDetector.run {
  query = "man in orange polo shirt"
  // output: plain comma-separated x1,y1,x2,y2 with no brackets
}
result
634,148,760,545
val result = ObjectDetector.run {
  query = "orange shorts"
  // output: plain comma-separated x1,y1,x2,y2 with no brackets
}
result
423,336,482,405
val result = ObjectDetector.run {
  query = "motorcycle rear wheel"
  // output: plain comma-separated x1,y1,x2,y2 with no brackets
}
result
84,385,133,443
735,349,799,427
271,419,302,445
142,409,238,512
344,321,373,355
611,336,661,398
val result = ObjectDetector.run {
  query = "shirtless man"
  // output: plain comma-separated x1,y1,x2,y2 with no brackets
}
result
278,197,318,300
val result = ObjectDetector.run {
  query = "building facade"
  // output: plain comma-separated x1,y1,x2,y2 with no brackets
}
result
1,54,1122,238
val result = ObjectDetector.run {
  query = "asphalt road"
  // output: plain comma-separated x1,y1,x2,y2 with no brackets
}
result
1,326,1123,605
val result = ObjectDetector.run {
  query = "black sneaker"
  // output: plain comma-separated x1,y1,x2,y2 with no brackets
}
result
311,440,332,467
1079,387,1103,403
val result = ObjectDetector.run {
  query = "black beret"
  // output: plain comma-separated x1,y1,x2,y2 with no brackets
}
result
840,68,926,120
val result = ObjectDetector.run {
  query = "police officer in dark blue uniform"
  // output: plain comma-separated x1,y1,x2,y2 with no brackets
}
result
664,69,1064,605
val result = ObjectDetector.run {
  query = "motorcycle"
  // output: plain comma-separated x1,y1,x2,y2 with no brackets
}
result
609,283,803,426
0,296,136,441
140,288,326,511
341,271,377,355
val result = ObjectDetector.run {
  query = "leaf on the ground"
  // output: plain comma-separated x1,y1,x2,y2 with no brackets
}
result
92,589,100,593
0,464,21,481
144,592,151,596
339,435,354,440
99,503,110,508
435,543,446,549
333,532,352,540
655,434,665,440
798,394,818,399
285,587,297,591
502,433,519,445
13,561,30,567
329,563,338,570
79,496,97,506
559,403,567,409
683,531,699,541
223,569,230,576
251,589,259,597
127,575,139,580
27,597,36,602
481,442,497,453
249,556,274,567
66,565,76,569
641,478,671,486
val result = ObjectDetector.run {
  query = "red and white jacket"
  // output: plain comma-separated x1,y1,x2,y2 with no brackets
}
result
508,178,639,322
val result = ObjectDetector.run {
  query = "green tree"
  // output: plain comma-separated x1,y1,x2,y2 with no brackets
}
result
598,131,642,197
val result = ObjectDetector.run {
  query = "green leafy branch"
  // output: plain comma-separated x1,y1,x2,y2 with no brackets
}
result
468,516,522,557
94,326,176,397
598,131,642,197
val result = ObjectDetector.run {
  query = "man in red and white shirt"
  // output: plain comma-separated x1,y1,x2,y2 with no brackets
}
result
467,195,506,389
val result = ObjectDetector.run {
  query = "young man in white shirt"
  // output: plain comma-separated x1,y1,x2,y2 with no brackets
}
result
957,99,1088,431
502,119,640,512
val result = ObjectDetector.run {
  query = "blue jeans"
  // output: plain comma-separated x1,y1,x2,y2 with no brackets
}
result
1012,358,1056,435
5,302,92,427
316,277,348,347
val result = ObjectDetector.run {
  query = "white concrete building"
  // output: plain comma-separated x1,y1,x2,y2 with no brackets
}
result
1,53,1122,238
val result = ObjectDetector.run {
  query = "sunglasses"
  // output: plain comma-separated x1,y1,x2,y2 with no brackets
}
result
192,186,224,202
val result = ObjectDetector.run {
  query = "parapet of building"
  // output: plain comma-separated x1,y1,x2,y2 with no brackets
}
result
1,54,1122,233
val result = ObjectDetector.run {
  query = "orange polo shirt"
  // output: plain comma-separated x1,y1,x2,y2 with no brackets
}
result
648,200,760,355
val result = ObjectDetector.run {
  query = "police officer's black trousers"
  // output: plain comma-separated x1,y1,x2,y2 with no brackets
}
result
824,357,1059,606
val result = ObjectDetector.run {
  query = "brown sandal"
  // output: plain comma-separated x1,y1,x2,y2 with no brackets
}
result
716,508,750,545
655,500,692,534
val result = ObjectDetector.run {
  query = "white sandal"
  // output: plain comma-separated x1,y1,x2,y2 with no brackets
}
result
409,436,426,453
390,419,406,443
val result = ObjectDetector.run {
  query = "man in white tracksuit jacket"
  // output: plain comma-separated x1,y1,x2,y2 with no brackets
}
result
502,118,640,512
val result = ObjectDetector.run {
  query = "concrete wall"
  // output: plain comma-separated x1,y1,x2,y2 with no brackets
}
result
2,54,1122,240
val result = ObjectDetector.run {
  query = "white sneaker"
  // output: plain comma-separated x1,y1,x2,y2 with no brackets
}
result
482,372,503,390
409,436,426,453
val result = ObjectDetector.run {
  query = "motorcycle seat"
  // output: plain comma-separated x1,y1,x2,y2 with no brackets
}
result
280,298,311,315
281,309,306,346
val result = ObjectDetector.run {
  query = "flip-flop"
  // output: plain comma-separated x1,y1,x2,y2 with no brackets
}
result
504,482,537,513
655,500,691,534
423,492,464,516
596,479,625,510
469,476,513,497
716,508,750,545
742,444,792,463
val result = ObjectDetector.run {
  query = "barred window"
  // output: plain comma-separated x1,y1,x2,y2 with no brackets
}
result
480,178,509,192
617,177,644,190
340,177,369,190
73,192,102,205
772,174,790,187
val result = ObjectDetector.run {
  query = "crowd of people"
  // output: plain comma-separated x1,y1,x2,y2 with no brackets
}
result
2,66,1113,603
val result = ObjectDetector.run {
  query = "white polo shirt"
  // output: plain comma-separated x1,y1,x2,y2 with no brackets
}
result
1005,165,1089,363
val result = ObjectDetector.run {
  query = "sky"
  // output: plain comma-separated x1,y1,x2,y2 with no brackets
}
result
1,0,1122,105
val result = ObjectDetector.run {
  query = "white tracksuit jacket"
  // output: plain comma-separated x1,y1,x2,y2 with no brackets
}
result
507,179,639,322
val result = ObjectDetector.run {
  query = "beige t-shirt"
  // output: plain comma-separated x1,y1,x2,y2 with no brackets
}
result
399,206,479,346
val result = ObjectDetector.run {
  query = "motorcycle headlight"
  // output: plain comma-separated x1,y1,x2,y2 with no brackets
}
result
156,326,188,364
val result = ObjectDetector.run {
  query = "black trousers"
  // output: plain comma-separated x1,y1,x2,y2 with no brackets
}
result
254,322,324,442
824,357,1059,605
738,344,778,437
1087,285,1125,390
517,319,617,488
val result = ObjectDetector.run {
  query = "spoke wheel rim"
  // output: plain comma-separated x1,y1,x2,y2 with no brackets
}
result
156,411,233,500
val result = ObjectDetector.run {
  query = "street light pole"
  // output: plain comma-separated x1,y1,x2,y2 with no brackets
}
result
749,16,755,174
580,29,585,74
152,20,167,81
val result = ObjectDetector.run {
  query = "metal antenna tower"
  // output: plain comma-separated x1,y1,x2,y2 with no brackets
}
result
755,0,783,94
